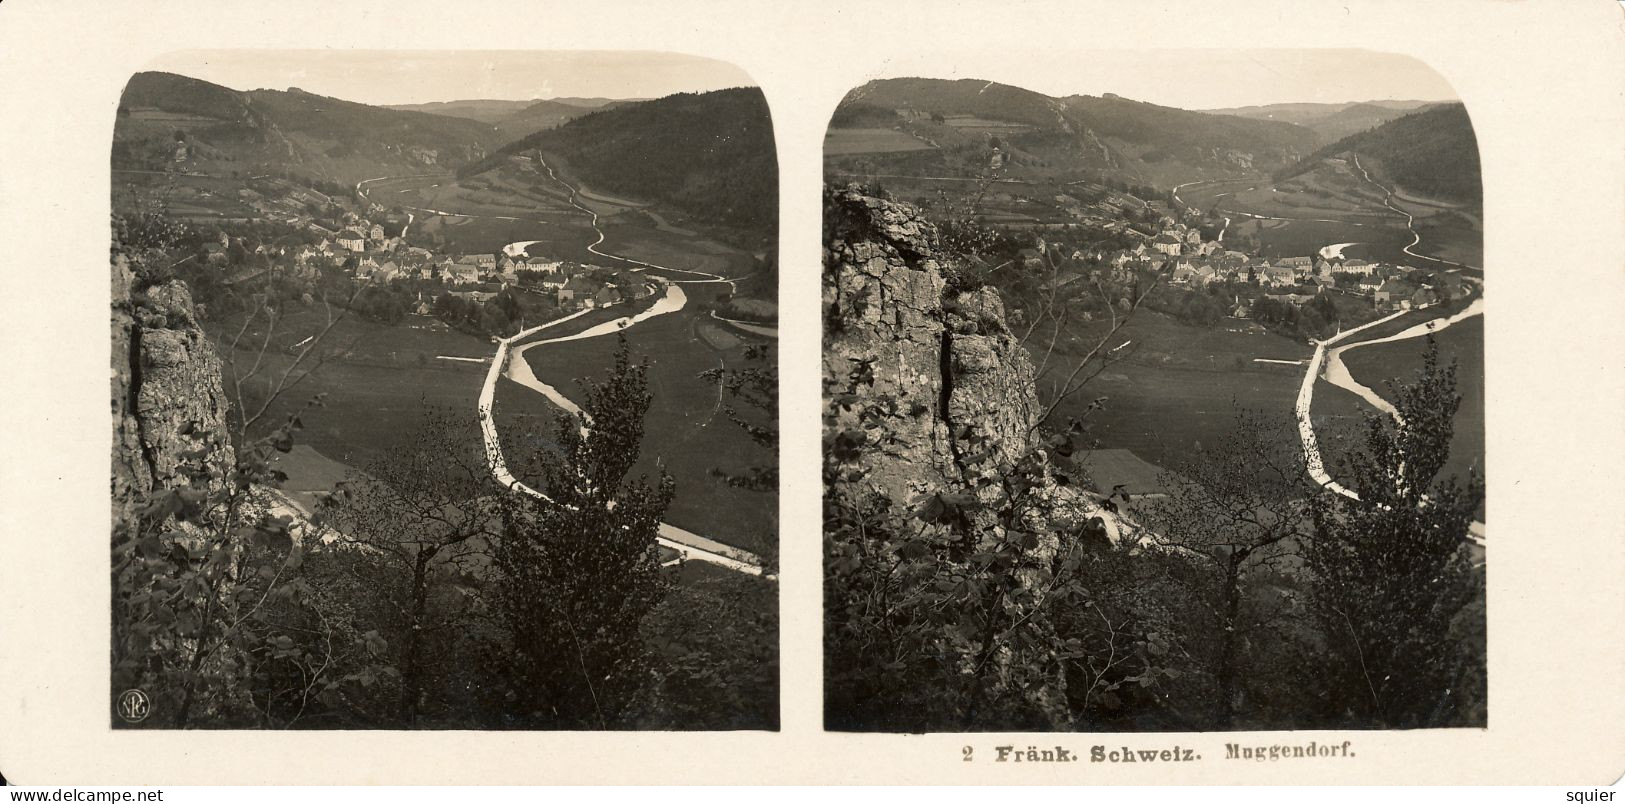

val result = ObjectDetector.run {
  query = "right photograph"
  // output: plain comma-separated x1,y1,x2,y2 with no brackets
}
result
822,50,1485,733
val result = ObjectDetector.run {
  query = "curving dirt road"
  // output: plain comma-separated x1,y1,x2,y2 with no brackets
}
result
477,289,769,577
1294,292,1486,547
1350,155,1479,273
363,173,770,575
535,156,736,288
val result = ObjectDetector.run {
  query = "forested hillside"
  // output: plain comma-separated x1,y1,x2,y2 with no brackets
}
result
1277,103,1480,205
1202,99,1437,142
465,88,776,236
383,98,536,123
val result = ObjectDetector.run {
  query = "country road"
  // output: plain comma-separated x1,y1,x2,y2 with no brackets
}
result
1351,154,1480,273
360,172,771,576
535,156,736,287
1294,290,1486,548
1174,177,1385,229
477,288,769,577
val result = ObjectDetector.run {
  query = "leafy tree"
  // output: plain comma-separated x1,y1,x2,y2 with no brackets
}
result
113,209,386,729
315,408,500,724
640,571,780,730
112,407,330,727
487,337,675,728
1304,338,1485,727
1139,411,1315,727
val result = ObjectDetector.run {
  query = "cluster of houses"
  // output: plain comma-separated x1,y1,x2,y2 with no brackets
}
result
203,195,652,316
421,254,650,312
1161,251,1468,313
1025,209,1470,318
348,249,650,313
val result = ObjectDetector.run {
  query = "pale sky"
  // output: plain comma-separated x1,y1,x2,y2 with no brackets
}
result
881,49,1460,109
139,50,756,106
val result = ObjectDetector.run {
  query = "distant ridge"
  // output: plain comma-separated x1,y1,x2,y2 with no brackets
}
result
115,71,502,184
828,77,1319,187
1276,103,1480,205
383,99,538,123
1202,99,1445,142
1202,99,1439,121
389,96,653,140
465,87,775,236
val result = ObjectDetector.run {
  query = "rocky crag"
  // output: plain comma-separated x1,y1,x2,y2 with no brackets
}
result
823,185,1103,725
822,186,1042,500
110,253,234,529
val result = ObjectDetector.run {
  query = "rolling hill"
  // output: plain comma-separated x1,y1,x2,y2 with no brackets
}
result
826,77,1320,188
1276,103,1480,205
548,96,648,109
113,71,503,185
1203,99,1441,142
383,98,537,123
463,88,776,236
1059,92,1320,179
388,96,650,140
487,98,643,141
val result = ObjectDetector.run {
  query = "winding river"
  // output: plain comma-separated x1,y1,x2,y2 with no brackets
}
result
360,173,769,575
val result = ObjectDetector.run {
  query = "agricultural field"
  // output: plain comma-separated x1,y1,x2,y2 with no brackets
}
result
1071,448,1185,497
224,311,495,471
113,171,263,220
1041,311,1316,469
1179,174,1424,263
422,214,597,257
1230,216,1413,263
1304,377,1384,482
940,115,1032,133
597,221,755,280
268,444,359,514
823,127,936,156
235,296,674,507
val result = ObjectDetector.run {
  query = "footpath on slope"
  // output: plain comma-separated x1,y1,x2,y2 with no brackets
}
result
535,156,736,287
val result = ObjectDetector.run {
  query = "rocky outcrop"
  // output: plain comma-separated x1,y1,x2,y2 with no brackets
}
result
822,185,1070,512
111,254,234,529
825,185,1104,726
823,188,959,501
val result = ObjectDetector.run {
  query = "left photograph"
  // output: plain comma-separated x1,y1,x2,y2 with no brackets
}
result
109,50,779,730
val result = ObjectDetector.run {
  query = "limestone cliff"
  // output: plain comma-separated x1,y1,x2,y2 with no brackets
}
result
822,187,1044,500
825,185,1103,726
111,253,235,529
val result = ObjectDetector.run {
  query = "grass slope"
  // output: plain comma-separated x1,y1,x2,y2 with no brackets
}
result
1042,311,1314,469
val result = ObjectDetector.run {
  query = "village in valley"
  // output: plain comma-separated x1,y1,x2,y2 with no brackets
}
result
155,168,658,341
823,67,1488,734
108,57,782,731
1027,199,1475,334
